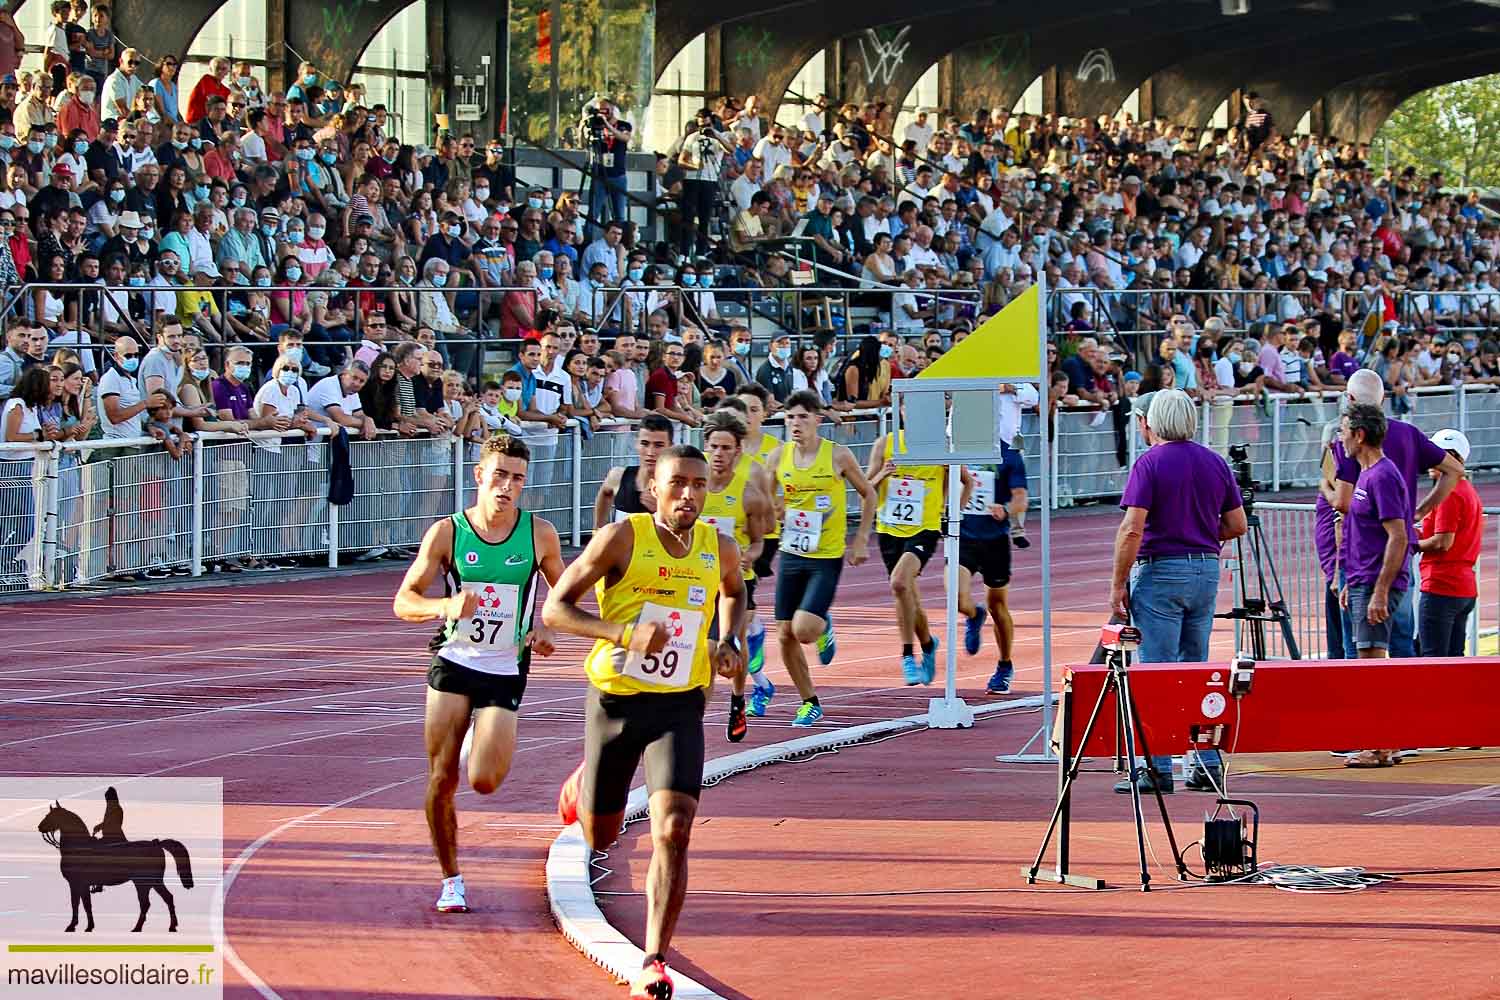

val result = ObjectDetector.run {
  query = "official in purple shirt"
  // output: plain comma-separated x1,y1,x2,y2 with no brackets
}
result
1338,404,1413,675
1111,389,1247,793
1324,370,1461,657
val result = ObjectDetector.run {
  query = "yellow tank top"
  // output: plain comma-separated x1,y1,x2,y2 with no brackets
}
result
584,514,721,695
747,432,781,537
876,432,944,538
703,460,755,580
777,438,846,559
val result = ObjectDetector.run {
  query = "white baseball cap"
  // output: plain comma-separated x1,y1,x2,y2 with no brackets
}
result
1431,428,1470,462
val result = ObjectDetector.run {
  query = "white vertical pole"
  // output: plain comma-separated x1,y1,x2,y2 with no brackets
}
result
453,436,465,515
943,455,960,706
571,421,583,548
190,440,204,577
1037,272,1054,754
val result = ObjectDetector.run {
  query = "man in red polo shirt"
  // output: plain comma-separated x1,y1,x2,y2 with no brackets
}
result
1417,428,1483,657
186,56,231,127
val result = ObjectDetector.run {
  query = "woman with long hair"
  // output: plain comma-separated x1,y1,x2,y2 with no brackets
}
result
357,351,401,431
31,253,72,334
177,349,249,434
149,53,181,123
839,334,891,408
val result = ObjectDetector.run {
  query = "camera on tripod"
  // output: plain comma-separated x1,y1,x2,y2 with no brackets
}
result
1227,444,1258,511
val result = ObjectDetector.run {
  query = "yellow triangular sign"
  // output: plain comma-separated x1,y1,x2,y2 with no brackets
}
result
919,283,1041,380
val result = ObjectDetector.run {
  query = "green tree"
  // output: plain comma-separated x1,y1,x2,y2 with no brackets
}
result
1376,75,1500,187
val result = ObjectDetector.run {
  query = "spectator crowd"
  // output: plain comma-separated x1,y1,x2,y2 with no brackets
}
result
2,19,1499,578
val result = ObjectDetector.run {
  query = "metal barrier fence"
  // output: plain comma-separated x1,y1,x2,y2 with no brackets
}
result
0,409,899,594
1250,501,1500,662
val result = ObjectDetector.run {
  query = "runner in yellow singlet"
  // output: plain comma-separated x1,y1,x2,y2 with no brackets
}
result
729,385,780,703
699,408,770,743
768,389,876,726
867,427,972,685
545,444,746,1000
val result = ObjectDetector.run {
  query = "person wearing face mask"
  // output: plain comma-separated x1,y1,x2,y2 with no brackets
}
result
418,210,474,275
98,335,168,439
57,74,98,142
681,257,721,328
753,333,796,407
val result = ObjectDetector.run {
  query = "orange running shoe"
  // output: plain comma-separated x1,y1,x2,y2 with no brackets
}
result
629,959,674,999
557,761,584,825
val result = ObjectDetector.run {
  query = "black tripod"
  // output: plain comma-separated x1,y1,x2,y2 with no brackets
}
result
1025,626,1188,891
1215,493,1300,661
576,145,619,238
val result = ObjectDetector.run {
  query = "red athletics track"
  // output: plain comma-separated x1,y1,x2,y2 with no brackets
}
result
2,499,1499,999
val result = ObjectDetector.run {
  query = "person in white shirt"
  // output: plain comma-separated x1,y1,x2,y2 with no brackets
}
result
752,127,791,182
253,353,316,429
730,157,763,213
306,362,376,438
101,48,144,120
903,110,934,154
97,336,166,440
897,165,935,209
800,94,828,137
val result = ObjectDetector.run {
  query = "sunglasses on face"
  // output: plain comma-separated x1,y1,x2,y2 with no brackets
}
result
423,362,442,370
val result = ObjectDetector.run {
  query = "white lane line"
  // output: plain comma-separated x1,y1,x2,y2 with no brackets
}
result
1364,784,1500,818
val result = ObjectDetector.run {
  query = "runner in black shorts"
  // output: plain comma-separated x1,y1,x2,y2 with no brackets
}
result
393,435,565,915
770,391,876,726
546,446,747,1000
957,443,1029,694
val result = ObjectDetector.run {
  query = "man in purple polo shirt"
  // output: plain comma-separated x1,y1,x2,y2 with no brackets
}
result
1324,370,1461,657
1110,389,1247,794
1338,403,1412,768
213,346,289,430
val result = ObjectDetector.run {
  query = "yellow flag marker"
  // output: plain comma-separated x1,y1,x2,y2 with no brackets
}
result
919,283,1041,380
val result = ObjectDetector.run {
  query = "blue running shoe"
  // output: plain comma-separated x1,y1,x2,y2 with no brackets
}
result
815,621,837,665
792,701,823,727
986,662,1013,694
747,686,772,717
901,653,922,685
921,637,939,685
964,608,987,656
746,620,766,675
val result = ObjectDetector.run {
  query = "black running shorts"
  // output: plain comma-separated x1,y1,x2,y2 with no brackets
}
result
427,655,527,712
582,686,707,816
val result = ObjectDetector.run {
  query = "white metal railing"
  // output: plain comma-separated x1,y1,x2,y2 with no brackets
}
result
0,411,895,594
1251,501,1500,662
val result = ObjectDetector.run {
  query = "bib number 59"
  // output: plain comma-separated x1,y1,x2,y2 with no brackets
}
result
639,648,680,679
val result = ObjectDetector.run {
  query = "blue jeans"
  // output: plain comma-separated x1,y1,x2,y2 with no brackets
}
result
1388,578,1416,658
1327,573,1357,658
1418,592,1474,657
1129,554,1222,777
586,174,628,238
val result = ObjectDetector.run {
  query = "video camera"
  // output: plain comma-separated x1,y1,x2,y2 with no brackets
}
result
581,103,610,145
1227,443,1258,511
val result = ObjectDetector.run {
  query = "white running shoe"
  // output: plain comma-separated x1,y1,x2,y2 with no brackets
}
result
435,874,468,913
458,721,474,779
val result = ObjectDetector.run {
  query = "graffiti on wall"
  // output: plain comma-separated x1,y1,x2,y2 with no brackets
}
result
857,25,912,87
731,25,776,71
1076,48,1116,83
976,32,1030,77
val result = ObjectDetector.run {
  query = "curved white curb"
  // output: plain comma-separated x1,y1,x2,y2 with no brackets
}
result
546,696,1047,997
